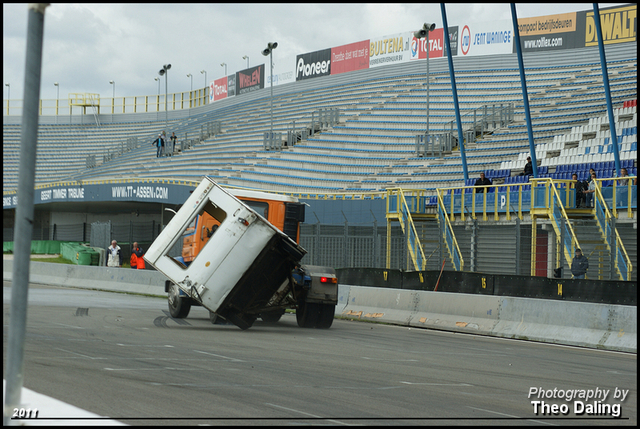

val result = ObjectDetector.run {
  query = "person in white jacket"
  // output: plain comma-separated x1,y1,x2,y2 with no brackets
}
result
106,240,122,267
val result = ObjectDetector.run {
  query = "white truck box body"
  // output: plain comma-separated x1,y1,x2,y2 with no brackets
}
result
144,177,306,325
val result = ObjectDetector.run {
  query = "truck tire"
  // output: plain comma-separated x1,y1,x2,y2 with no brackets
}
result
296,301,320,328
260,309,285,323
315,304,335,329
168,283,191,318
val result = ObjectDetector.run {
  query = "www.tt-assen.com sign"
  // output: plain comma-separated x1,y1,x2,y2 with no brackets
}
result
3,181,196,210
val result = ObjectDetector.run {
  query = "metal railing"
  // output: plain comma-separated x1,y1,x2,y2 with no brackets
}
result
592,179,633,281
4,88,210,117
416,103,514,157
385,188,428,271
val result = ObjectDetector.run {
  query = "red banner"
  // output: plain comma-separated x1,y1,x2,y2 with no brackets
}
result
213,76,228,102
410,27,445,60
330,40,370,75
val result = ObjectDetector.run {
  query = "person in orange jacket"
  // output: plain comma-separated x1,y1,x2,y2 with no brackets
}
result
132,242,146,269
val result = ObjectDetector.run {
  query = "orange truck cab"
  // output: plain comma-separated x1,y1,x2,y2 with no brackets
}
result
180,189,305,265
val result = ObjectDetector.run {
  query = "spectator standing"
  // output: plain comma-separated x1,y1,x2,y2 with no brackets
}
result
106,240,122,268
572,173,586,208
132,242,146,270
474,172,492,192
584,172,597,207
129,249,137,269
153,134,164,158
570,248,589,279
169,132,177,156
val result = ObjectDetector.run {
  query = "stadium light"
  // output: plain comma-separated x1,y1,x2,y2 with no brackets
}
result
242,55,249,68
414,23,436,150
200,69,207,88
54,82,59,122
220,62,227,76
262,42,278,148
158,64,171,128
109,80,115,121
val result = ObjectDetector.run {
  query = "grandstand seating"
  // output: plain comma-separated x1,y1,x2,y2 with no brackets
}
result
3,54,637,196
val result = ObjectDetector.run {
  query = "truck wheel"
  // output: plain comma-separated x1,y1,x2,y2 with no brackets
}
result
260,309,285,323
168,284,191,318
315,304,335,329
296,301,320,328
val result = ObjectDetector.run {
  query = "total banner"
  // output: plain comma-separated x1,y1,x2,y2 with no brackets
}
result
410,27,445,60
211,76,228,103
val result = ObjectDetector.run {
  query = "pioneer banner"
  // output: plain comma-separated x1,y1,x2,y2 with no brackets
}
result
295,48,331,81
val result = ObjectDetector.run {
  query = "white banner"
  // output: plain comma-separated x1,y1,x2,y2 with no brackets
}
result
459,20,514,57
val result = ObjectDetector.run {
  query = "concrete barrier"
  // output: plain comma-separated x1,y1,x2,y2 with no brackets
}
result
3,261,636,352
3,259,166,296
337,284,637,353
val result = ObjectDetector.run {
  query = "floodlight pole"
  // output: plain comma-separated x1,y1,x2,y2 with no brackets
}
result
4,4,48,426
262,42,278,148
159,63,171,129
414,23,436,152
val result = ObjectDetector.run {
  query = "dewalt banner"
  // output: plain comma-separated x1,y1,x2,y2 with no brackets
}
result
583,4,636,46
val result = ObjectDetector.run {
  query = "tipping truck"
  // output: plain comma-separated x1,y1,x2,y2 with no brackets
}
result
143,177,338,330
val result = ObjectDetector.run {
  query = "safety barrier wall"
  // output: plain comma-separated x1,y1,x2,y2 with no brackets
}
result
337,284,637,353
3,260,636,352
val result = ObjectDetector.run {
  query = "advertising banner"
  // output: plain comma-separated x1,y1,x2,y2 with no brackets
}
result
410,27,445,60
236,65,264,95
227,74,236,97
583,3,636,47
331,40,369,75
369,32,411,68
459,20,514,57
211,76,228,102
445,26,459,57
267,69,295,86
296,48,331,81
516,12,582,52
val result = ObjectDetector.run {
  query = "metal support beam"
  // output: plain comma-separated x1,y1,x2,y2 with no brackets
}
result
440,4,468,181
510,3,538,178
592,3,622,175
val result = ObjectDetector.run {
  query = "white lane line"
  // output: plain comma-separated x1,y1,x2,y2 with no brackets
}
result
265,403,354,426
193,349,244,362
55,348,103,359
52,322,85,329
400,381,473,386
467,406,557,426
361,357,418,362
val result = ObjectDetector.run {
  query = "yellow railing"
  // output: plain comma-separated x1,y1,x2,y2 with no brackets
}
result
4,87,209,117
592,178,633,281
435,188,464,271
385,188,428,271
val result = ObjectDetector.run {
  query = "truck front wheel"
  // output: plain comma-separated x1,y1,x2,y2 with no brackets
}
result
168,284,191,318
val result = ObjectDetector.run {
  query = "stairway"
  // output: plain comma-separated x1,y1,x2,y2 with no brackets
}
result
570,218,615,280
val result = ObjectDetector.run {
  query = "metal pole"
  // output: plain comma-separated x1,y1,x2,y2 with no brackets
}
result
426,30,430,146
4,4,48,426
592,3,621,175
510,4,538,177
440,4,468,180
270,50,274,144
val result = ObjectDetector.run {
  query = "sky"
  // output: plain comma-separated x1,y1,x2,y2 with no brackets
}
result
2,3,626,102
